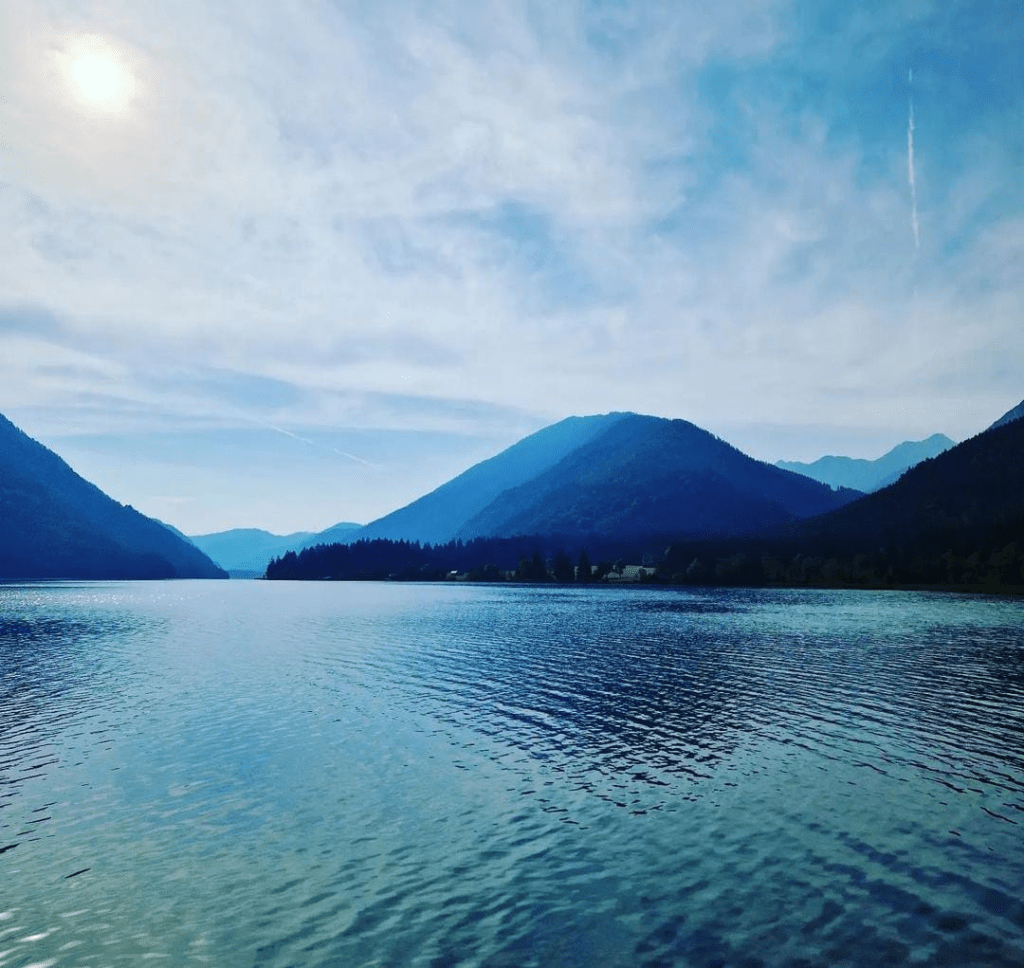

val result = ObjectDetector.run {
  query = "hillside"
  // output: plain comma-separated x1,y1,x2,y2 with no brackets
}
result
791,416,1024,558
0,412,227,580
353,413,629,544
312,521,363,546
776,434,955,492
457,413,858,541
661,413,1024,589
989,397,1024,430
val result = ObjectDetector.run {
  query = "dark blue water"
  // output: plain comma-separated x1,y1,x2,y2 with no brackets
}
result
2,581,1023,966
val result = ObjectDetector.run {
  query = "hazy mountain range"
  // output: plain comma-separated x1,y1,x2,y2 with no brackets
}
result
0,412,225,579
189,524,361,576
196,426,958,566
269,396,1024,589
263,413,862,580
194,414,1024,564
776,434,956,492
3,397,1021,582
291,413,858,552
661,399,1024,588
790,415,1024,556
204,411,860,570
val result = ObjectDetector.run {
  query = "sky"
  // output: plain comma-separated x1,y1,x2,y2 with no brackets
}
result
2,0,1023,535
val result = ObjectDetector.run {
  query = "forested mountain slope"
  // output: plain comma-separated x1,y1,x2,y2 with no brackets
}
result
0,412,226,579
790,415,1024,557
662,412,1024,588
989,397,1024,430
458,413,859,541
353,413,629,544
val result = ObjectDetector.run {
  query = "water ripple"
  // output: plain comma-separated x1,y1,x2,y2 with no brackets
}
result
1,582,1023,966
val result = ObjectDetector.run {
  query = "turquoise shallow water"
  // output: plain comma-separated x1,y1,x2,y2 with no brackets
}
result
1,581,1023,967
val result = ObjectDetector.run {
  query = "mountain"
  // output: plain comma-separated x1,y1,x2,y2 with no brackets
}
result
353,413,630,544
0,412,226,579
776,434,956,492
160,520,196,544
312,521,363,545
452,413,859,541
190,521,362,575
989,397,1024,430
190,528,316,575
790,416,1024,556
661,411,1024,588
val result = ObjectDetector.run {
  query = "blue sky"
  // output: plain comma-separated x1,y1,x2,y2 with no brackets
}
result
2,0,1022,533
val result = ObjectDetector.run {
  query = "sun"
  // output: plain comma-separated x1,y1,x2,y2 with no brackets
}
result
72,54,122,101
66,43,134,110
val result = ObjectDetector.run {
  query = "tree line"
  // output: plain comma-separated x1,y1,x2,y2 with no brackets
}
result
264,535,654,583
265,526,1024,593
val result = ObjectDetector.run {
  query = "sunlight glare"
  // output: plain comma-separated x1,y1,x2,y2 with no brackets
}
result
69,48,133,108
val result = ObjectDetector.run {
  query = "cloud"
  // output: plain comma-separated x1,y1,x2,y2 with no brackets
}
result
1,0,1023,528
0,304,66,338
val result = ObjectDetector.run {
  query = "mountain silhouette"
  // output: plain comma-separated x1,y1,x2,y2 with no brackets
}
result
789,415,1024,557
0,412,226,579
265,414,860,582
344,412,856,547
456,413,858,541
776,434,955,492
353,413,629,544
662,407,1024,588
312,521,363,545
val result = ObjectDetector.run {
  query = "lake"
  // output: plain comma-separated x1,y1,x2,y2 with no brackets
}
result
2,581,1023,967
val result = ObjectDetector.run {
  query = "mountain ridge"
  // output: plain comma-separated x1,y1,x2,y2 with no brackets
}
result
456,413,859,541
0,411,226,579
190,522,362,574
989,397,1024,430
776,433,955,492
351,413,630,544
264,398,1024,590
661,409,1024,589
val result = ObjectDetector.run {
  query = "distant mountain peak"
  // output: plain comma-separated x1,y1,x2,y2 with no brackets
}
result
455,413,856,541
189,522,363,574
776,434,955,493
350,412,632,545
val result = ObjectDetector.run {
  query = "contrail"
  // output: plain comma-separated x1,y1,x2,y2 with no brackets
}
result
328,445,373,467
907,67,920,250
263,423,316,446
246,416,374,466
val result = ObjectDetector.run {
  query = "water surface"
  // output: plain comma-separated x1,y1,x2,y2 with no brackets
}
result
2,581,1023,966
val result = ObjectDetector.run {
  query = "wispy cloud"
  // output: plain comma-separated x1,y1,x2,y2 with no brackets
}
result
2,1,1023,527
